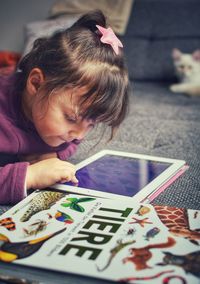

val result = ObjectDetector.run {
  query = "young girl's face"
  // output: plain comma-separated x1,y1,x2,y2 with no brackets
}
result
31,87,95,147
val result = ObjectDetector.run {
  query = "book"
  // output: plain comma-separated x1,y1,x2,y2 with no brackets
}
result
0,188,199,283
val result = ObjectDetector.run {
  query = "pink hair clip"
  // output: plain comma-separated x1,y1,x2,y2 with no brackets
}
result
96,25,123,55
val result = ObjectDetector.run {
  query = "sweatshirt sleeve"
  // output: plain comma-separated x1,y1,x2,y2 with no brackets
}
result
57,141,79,161
0,162,29,205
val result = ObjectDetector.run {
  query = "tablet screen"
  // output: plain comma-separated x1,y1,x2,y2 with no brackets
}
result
66,154,172,197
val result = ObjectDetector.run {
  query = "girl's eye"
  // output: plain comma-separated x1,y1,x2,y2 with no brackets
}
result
65,114,77,123
88,123,95,129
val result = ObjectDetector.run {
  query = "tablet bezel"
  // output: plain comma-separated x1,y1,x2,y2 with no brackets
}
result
53,150,185,202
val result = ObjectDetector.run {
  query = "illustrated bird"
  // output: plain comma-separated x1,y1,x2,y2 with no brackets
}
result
0,228,66,262
48,210,74,224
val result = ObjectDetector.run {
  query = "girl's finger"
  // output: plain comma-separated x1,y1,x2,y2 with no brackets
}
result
71,175,79,184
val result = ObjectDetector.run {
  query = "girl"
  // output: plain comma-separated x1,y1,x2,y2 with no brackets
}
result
0,10,129,205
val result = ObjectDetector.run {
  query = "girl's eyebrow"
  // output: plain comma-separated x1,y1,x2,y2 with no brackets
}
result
65,106,82,121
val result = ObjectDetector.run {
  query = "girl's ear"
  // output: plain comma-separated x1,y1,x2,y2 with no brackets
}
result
26,68,45,96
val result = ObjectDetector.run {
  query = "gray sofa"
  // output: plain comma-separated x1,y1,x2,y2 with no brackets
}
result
124,0,200,82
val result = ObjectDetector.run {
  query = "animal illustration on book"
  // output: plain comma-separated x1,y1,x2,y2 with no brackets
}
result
144,227,160,241
48,210,74,224
154,205,200,244
157,251,200,278
124,227,136,237
122,237,176,270
14,191,66,222
23,219,48,237
0,217,16,231
0,228,66,262
97,239,136,271
129,216,153,227
136,205,151,216
61,197,96,212
119,270,187,284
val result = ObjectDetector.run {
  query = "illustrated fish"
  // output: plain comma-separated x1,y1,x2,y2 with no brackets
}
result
0,217,16,231
48,211,74,224
18,191,66,222
136,205,151,216
61,197,96,212
144,227,160,240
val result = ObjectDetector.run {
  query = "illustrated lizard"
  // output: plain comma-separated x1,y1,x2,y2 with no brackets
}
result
97,239,136,271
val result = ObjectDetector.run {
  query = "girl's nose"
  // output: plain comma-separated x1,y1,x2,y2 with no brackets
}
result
69,124,88,141
73,129,86,140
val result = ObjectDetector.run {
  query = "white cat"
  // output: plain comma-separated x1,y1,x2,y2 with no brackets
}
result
170,48,200,96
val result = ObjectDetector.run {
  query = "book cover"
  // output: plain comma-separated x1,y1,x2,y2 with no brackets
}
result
0,188,199,283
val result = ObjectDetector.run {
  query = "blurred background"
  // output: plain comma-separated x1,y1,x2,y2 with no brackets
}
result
0,0,200,82
0,0,55,52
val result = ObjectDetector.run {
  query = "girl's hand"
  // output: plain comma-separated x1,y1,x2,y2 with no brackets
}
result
26,158,78,190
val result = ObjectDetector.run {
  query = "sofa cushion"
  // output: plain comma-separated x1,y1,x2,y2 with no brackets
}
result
123,38,200,81
123,0,200,81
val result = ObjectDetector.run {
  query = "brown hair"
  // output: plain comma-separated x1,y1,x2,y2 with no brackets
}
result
16,10,130,139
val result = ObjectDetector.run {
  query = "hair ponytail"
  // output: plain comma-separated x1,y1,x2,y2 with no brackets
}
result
32,37,49,51
71,10,106,32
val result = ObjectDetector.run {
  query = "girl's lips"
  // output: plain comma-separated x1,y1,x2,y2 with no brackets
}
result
58,136,81,144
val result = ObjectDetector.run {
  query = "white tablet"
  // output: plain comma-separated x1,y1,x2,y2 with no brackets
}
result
53,150,186,202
